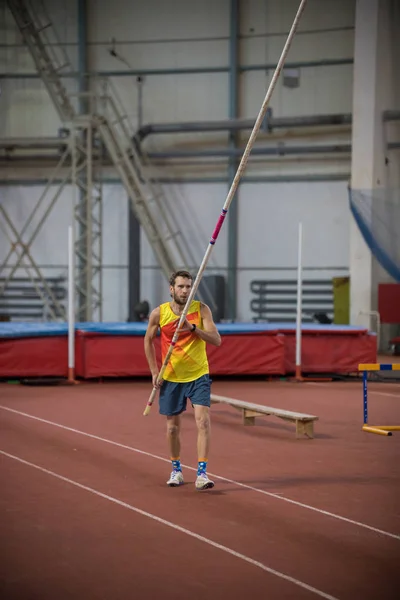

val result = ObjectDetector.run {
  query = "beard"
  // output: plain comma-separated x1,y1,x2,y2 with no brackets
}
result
172,291,188,306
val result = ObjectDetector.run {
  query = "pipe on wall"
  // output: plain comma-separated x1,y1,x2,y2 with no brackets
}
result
0,143,357,164
8,140,400,165
3,141,399,157
134,112,353,142
77,0,88,116
0,58,354,80
0,173,351,187
0,137,70,150
128,197,141,321
147,143,353,159
77,0,89,321
5,141,400,164
227,0,240,321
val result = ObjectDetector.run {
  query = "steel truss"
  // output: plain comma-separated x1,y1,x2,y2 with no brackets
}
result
4,0,214,323
0,131,104,321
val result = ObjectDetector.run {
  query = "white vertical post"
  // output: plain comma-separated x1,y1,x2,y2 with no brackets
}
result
295,222,303,380
68,225,75,382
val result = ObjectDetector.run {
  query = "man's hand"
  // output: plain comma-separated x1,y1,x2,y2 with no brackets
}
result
175,318,194,334
152,373,163,389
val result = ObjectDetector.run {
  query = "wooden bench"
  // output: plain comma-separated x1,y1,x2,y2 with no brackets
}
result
210,394,318,439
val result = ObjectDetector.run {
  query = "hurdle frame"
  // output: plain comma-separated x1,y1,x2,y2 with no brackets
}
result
358,363,400,436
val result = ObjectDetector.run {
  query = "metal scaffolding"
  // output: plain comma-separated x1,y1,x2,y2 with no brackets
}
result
70,122,103,321
3,0,210,321
0,143,70,320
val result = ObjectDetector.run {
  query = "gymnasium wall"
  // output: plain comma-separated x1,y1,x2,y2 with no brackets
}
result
2,0,396,323
0,179,349,321
0,0,355,135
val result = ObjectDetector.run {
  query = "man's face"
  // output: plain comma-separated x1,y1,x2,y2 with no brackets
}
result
171,276,192,305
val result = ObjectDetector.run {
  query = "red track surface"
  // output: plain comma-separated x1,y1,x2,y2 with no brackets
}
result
1,379,400,599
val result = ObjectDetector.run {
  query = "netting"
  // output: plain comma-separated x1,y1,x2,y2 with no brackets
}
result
349,187,400,282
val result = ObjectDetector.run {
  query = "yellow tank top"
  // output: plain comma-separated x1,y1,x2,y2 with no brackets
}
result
159,300,209,383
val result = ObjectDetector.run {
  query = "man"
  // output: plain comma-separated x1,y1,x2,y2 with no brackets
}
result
144,270,221,491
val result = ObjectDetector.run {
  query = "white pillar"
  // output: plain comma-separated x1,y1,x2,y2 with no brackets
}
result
349,0,392,328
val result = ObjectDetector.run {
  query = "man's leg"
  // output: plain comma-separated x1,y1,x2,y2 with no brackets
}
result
160,378,187,487
189,374,214,490
166,414,184,486
166,414,181,462
193,404,214,490
193,405,210,461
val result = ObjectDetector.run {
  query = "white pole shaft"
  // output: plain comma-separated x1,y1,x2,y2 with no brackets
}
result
295,222,303,372
144,0,308,414
68,225,75,375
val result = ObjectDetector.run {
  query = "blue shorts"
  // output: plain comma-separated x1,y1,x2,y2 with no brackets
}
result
159,374,211,416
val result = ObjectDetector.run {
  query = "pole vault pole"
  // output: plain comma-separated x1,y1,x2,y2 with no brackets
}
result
143,0,308,416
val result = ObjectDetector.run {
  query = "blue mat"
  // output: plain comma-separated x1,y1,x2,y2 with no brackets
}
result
0,322,69,338
0,321,370,339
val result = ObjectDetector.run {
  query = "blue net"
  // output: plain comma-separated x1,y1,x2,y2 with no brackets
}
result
349,187,400,282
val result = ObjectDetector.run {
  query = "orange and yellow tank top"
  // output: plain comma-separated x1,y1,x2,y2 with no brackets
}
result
159,300,209,383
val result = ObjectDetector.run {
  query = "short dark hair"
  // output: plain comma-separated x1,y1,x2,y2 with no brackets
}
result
169,270,193,286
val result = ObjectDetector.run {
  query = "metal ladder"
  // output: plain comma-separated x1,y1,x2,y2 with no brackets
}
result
96,114,179,276
93,77,217,308
5,0,197,287
93,78,208,277
6,0,76,122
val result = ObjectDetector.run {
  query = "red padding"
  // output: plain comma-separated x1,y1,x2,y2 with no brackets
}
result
75,333,161,379
283,333,377,374
206,334,285,376
75,332,286,378
0,337,68,378
0,330,377,379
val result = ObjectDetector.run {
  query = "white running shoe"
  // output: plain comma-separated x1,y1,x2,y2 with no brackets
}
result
195,472,215,491
166,470,184,487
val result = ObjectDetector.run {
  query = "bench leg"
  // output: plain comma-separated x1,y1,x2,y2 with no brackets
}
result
243,409,255,426
296,420,314,439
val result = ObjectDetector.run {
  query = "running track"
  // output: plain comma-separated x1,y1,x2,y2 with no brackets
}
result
1,379,399,599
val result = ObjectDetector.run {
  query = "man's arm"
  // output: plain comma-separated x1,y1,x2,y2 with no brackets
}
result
144,307,162,386
195,303,221,347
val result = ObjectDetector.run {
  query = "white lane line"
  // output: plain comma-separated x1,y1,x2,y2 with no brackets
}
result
1,405,399,541
369,391,400,398
1,450,339,600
